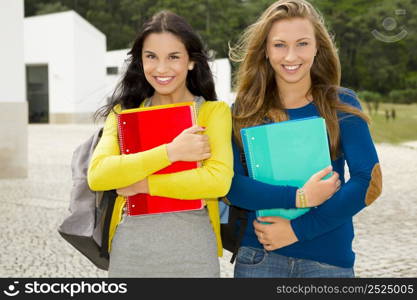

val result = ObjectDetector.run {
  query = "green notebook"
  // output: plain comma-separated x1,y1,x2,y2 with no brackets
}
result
240,116,331,220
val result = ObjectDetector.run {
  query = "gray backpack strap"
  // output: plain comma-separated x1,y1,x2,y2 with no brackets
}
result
143,98,152,107
194,96,205,116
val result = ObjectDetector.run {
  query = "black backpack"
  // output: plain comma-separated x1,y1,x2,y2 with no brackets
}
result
220,151,249,264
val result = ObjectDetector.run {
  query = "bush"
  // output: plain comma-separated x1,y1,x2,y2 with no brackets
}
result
357,90,382,103
356,90,383,114
388,89,417,104
405,72,417,89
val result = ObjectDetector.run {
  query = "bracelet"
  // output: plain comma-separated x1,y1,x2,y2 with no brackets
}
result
297,188,308,208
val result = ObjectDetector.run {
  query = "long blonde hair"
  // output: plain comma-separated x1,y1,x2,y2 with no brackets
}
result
229,0,369,159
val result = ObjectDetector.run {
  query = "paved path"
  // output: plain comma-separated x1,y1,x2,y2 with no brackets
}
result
0,124,416,277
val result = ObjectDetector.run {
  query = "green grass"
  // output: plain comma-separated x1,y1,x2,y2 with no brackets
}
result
365,103,417,144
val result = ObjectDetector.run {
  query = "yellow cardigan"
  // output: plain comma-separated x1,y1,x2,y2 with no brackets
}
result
87,100,233,257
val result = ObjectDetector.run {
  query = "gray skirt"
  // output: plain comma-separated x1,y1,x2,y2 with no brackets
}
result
108,208,220,278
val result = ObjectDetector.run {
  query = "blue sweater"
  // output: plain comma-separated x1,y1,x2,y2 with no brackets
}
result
226,89,382,268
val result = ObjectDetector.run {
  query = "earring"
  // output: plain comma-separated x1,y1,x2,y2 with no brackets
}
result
188,63,194,70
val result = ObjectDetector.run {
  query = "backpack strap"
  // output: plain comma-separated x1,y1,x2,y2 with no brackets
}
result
220,102,250,264
230,206,248,264
194,96,205,115
143,98,152,107
99,190,118,258
228,142,250,264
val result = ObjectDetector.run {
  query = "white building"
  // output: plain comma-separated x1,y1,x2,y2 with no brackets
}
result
104,49,130,104
210,58,233,104
24,11,107,123
0,0,27,178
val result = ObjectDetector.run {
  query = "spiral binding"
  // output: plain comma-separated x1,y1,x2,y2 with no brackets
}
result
117,114,131,215
117,115,126,155
242,131,257,179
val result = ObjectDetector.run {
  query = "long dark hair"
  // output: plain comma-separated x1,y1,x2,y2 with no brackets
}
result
96,10,217,119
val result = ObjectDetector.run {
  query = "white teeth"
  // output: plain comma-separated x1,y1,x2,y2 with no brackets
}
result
156,77,172,82
284,65,300,70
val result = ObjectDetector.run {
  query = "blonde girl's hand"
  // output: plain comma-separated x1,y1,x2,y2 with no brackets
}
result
166,125,211,162
254,217,298,251
298,166,341,207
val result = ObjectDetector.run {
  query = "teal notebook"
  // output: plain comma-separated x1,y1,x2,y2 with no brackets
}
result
240,116,331,220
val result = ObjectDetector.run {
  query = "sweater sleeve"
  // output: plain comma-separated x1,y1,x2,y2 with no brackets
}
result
147,101,234,199
87,106,172,191
225,138,298,211
291,91,383,241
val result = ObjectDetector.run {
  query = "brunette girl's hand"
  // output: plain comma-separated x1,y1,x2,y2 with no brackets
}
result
166,125,211,162
116,178,149,196
298,166,341,207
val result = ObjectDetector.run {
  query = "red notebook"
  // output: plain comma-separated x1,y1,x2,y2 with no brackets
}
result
117,102,204,216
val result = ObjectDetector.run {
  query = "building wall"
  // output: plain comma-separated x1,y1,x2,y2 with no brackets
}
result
0,0,28,178
1,0,26,102
209,58,232,105
73,12,106,116
105,49,130,103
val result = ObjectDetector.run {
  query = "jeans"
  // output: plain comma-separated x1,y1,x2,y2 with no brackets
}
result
234,246,355,278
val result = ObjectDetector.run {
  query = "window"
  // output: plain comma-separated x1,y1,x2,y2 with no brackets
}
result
106,67,118,75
